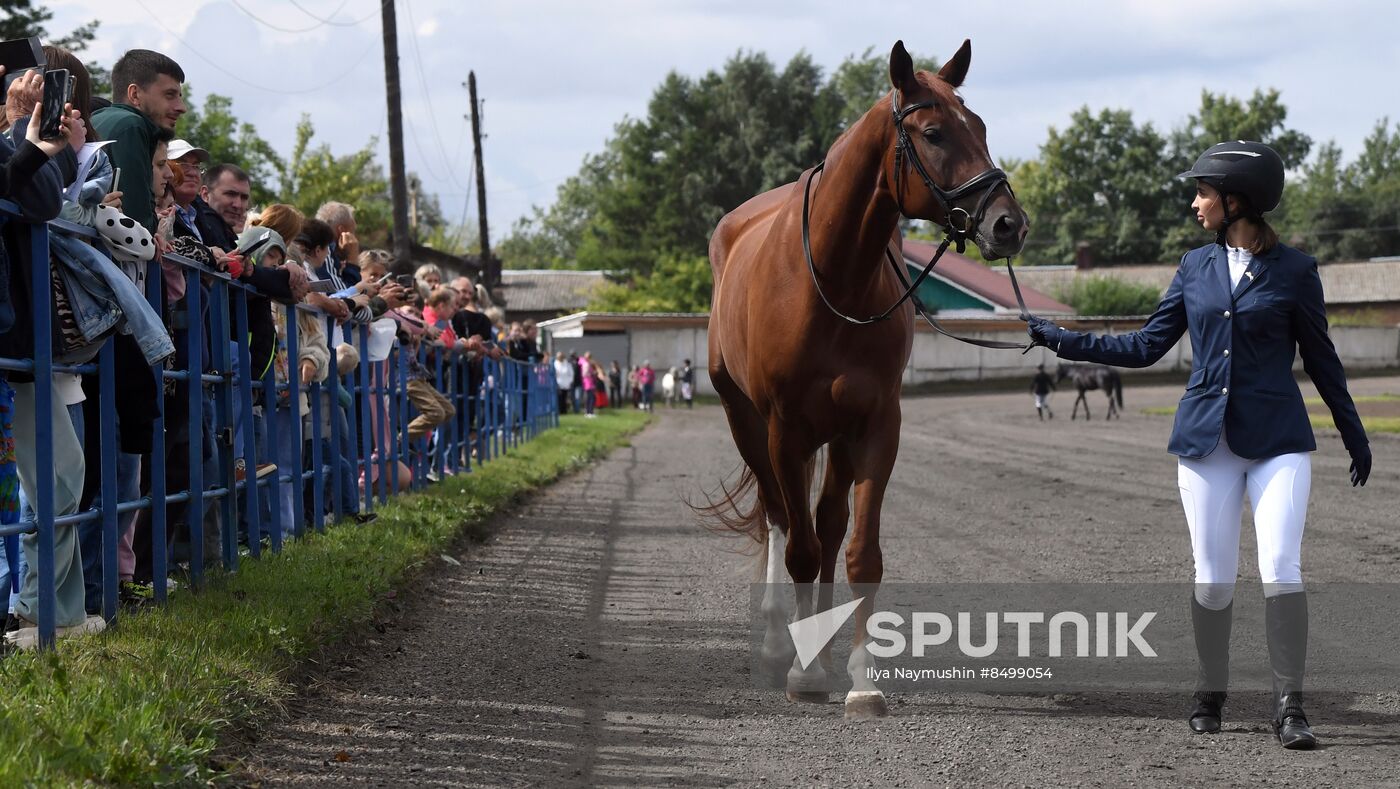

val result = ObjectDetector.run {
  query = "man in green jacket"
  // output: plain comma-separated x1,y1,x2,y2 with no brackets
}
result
91,49,186,234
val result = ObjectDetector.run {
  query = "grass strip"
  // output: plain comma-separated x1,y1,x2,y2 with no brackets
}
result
0,409,649,785
1141,405,1400,434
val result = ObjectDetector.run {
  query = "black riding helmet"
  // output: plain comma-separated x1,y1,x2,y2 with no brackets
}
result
1177,140,1285,244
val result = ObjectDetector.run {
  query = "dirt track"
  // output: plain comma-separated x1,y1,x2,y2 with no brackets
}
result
244,376,1400,787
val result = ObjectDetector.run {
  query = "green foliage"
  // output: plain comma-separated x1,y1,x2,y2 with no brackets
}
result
0,410,647,784
588,254,712,312
279,115,392,248
0,0,96,52
0,0,107,97
1054,276,1163,316
499,45,943,310
1276,119,1400,261
174,92,284,205
1014,107,1175,265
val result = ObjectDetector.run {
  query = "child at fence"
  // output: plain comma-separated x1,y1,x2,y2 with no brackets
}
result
397,304,457,452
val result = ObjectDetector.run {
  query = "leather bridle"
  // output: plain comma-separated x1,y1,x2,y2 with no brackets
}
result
801,89,1032,351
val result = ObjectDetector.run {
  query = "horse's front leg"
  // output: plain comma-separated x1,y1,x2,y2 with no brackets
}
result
844,408,899,720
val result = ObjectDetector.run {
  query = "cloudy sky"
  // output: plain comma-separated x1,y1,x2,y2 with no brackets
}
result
49,0,1400,239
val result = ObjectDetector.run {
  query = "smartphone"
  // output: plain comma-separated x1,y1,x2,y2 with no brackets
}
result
307,279,336,293
39,68,71,140
111,167,121,194
0,36,43,72
376,272,394,286
395,274,415,289
0,37,44,107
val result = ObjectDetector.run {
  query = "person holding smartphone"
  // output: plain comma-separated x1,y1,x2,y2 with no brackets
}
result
0,80,104,647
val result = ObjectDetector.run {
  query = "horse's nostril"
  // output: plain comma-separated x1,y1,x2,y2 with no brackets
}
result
994,214,1017,239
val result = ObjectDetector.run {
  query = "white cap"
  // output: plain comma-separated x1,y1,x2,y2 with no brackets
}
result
167,139,210,163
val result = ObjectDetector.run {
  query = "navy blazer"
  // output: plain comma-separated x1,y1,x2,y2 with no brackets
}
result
1055,243,1368,460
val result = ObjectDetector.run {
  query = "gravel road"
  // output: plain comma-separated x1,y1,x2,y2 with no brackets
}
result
244,376,1400,787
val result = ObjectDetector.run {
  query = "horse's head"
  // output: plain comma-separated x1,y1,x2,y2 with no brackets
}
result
886,40,1028,260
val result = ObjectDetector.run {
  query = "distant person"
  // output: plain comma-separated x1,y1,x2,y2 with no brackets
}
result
1031,364,1055,420
607,361,623,409
680,358,695,408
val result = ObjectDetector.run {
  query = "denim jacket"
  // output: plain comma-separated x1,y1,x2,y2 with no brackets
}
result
50,147,173,365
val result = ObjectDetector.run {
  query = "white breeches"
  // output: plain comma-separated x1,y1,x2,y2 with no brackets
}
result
1177,434,1311,610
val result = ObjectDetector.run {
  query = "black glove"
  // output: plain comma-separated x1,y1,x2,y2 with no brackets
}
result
1349,444,1372,487
1025,316,1063,350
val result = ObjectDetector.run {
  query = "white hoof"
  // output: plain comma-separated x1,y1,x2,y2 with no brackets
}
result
844,690,889,719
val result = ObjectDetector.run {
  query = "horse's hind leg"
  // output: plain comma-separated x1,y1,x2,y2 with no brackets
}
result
813,441,856,680
768,422,828,703
712,370,793,682
844,407,900,719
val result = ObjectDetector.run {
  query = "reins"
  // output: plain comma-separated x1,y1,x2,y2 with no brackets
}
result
799,90,1033,352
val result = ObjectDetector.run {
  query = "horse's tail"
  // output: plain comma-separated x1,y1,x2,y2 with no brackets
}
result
693,451,823,558
694,464,768,552
1114,375,1124,407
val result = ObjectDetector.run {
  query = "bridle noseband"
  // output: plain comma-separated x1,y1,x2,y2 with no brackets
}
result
801,89,1032,351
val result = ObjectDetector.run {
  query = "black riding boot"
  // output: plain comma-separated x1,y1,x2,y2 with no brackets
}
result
1189,597,1232,733
1266,591,1317,749
1037,406,1044,421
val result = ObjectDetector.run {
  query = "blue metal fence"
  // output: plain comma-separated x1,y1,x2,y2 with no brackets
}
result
0,201,559,649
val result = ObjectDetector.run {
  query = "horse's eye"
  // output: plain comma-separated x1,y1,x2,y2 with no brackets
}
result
922,128,942,144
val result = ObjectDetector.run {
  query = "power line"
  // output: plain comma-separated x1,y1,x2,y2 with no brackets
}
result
229,0,350,34
401,0,473,193
133,0,377,96
288,0,386,27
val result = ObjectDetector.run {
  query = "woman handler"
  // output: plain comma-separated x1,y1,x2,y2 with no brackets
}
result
1025,141,1371,749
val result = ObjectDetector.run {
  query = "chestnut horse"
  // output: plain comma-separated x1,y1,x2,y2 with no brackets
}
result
707,40,1028,718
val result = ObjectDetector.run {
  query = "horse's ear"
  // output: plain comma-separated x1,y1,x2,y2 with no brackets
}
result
888,40,917,94
937,39,972,88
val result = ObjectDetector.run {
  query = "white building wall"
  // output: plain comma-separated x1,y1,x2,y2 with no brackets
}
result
552,322,1399,397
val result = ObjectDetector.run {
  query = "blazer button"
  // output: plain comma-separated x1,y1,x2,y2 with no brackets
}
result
1223,349,1230,357
1222,387,1229,394
1223,310,1232,318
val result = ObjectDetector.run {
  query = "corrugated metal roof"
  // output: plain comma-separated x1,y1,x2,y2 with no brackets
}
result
498,270,608,312
902,240,1074,314
1009,258,1400,306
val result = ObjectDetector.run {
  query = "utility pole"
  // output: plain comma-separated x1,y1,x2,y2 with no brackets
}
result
381,0,412,268
467,71,496,289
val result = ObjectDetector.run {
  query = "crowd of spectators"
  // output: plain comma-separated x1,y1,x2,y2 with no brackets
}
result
0,47,546,650
550,354,694,414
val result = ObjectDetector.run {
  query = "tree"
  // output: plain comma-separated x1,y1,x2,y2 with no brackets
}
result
1014,107,1173,265
0,0,96,52
500,45,943,309
587,254,712,313
174,91,283,205
279,115,392,248
1277,120,1400,261
0,0,107,97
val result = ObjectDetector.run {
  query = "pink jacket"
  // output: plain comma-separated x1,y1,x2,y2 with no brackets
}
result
580,358,595,390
